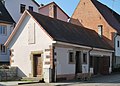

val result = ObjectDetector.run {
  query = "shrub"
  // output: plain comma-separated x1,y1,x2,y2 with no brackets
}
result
0,65,9,69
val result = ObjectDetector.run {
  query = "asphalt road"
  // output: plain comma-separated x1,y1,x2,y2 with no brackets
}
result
1,73,120,86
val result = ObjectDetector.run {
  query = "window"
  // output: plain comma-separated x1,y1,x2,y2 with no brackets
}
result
98,25,103,37
53,5,57,18
0,25,7,35
83,53,87,64
118,40,119,47
69,51,74,63
29,6,33,12
20,4,26,13
0,44,6,54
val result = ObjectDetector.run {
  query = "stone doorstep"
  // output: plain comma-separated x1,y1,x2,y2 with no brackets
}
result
21,77,43,82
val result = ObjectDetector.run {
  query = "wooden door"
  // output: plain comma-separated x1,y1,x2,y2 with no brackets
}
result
76,51,82,74
100,56,110,75
93,57,99,75
33,54,43,77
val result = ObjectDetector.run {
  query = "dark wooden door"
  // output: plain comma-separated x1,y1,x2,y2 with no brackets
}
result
93,57,110,75
94,57,99,75
34,54,42,77
76,51,82,74
100,56,110,75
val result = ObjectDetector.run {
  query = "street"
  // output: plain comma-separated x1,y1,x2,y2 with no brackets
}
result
1,73,120,86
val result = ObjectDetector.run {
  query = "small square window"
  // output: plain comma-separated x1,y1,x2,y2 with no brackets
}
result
29,6,33,12
83,53,87,64
98,25,103,37
0,44,7,54
69,51,74,64
20,4,26,13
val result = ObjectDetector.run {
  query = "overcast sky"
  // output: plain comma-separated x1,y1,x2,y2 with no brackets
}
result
36,0,120,16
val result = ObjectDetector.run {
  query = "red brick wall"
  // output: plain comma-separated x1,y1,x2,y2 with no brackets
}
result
71,0,117,47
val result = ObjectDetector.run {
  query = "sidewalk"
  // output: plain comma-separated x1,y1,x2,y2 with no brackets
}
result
0,73,120,86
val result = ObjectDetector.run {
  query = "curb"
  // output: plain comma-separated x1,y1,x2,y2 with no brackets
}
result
18,81,41,85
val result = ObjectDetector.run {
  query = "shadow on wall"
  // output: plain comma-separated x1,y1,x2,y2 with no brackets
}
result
17,67,27,77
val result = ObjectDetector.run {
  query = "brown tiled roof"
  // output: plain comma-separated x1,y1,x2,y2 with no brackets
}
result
28,11,113,50
91,0,120,33
0,1,15,24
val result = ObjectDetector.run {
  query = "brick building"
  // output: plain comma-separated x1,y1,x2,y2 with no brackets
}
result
70,0,120,67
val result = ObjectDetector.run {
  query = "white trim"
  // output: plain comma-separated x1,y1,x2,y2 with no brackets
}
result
5,11,28,46
55,41,91,49
93,48,114,52
55,41,114,52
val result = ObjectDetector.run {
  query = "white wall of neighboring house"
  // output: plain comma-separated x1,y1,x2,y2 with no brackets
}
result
5,0,39,23
115,35,120,65
0,23,14,62
39,5,69,22
8,15,53,77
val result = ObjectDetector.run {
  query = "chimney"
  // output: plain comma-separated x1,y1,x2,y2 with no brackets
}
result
40,3,44,7
49,4,57,18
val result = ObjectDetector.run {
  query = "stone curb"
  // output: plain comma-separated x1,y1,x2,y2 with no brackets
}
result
18,81,43,85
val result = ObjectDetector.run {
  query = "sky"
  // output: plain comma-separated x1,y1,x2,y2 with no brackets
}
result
36,0,120,17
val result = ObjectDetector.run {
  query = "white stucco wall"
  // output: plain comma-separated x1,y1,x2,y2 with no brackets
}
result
115,35,120,56
39,5,68,22
55,47,75,75
55,46,113,75
0,23,14,62
5,0,39,23
8,15,53,77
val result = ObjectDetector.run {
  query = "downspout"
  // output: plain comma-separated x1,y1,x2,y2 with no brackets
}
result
113,32,118,68
51,44,55,82
88,47,93,73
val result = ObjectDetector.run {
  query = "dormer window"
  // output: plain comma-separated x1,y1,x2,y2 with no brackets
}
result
20,4,26,13
98,25,103,37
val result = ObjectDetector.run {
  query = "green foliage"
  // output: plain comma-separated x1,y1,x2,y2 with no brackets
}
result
0,65,9,69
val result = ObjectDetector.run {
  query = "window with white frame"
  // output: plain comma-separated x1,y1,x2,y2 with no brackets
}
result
0,44,6,54
0,25,7,35
69,51,74,64
98,25,103,37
